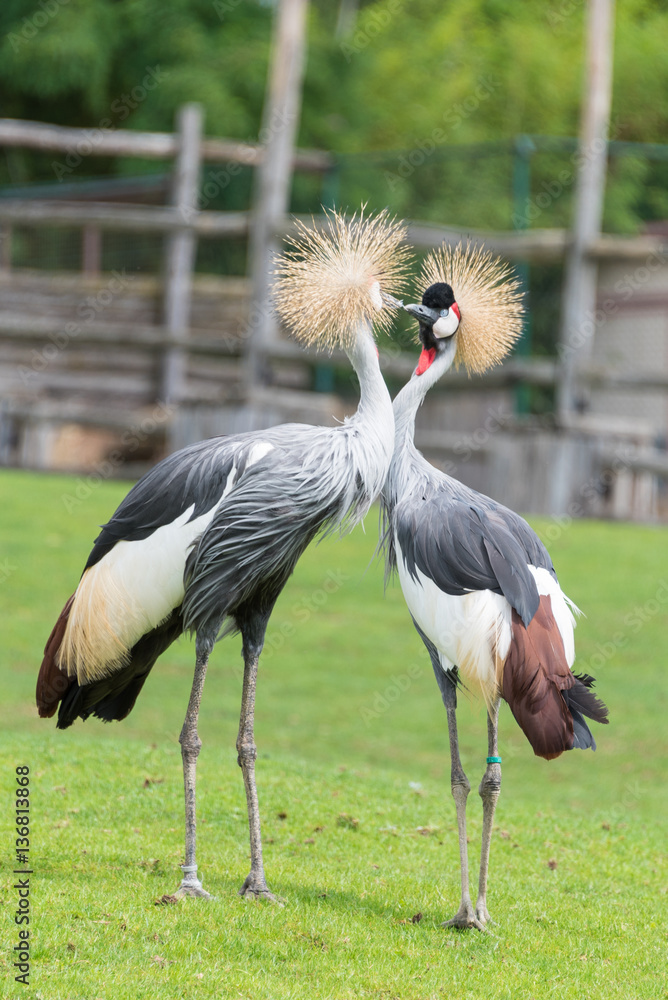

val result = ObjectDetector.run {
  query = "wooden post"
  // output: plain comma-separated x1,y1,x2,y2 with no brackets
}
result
161,103,203,404
557,0,616,420
246,0,309,393
335,0,359,37
0,224,11,271
81,226,102,275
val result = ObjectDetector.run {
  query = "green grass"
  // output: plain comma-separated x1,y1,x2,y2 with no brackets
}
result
1,469,667,1000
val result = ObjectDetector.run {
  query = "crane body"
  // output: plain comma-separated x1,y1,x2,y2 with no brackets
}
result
382,270,608,928
38,325,393,901
37,209,408,901
40,389,391,729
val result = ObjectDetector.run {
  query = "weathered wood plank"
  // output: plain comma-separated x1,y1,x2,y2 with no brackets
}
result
404,222,570,261
557,0,616,418
588,234,668,260
0,200,250,236
0,397,174,431
0,271,249,333
0,199,664,264
247,0,309,389
0,369,153,398
0,117,332,171
598,448,668,477
161,103,202,403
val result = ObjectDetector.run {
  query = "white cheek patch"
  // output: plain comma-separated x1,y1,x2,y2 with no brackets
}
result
433,312,460,339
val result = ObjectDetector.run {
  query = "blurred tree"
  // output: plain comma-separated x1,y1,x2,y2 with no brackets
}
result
2,0,667,146
0,0,272,137
0,0,666,230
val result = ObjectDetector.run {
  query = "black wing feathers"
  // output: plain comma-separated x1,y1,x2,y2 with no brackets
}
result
561,672,609,750
85,438,238,569
482,533,539,626
396,491,553,626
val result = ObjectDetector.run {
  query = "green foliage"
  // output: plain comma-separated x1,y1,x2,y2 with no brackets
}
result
335,0,668,149
1,0,667,233
0,4,665,377
0,0,272,138
1,468,667,997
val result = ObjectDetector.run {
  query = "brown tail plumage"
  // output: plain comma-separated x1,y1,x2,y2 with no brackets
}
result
502,594,608,760
36,595,76,718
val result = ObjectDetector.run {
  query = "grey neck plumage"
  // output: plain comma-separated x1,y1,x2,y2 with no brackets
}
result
337,319,396,524
386,337,458,509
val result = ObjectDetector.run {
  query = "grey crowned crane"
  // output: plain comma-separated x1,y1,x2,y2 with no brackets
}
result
382,244,608,929
37,209,409,902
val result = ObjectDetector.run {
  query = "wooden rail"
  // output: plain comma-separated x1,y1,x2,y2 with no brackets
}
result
0,117,332,172
1,199,665,264
3,306,666,395
0,200,251,237
0,110,667,513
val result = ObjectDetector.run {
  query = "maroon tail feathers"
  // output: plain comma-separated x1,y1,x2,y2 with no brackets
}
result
502,594,608,760
36,595,76,718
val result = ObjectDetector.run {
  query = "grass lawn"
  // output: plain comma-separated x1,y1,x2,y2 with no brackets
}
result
1,468,666,1000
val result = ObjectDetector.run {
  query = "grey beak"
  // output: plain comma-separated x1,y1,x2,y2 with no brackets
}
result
380,291,404,310
404,302,440,327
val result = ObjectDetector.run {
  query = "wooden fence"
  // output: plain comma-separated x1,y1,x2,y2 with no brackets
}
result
0,109,666,518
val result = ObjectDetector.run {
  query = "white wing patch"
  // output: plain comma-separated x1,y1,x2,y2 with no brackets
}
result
58,466,241,684
246,441,273,466
396,538,511,702
529,565,579,667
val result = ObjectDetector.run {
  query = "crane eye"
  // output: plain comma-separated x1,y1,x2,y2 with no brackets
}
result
439,308,449,318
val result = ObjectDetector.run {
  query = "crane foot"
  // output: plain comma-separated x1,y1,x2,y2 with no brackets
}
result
442,901,486,931
238,874,283,905
174,880,213,901
174,865,213,900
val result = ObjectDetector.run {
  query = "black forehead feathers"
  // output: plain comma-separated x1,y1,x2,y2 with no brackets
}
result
422,282,455,310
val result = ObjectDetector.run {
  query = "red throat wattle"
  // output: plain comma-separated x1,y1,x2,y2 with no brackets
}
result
416,347,436,376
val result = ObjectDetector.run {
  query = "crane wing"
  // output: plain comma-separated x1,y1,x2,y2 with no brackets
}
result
394,490,556,628
37,429,311,723
84,436,247,568
181,437,354,637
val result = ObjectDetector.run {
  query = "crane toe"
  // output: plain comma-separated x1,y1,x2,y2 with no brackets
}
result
174,881,213,901
442,901,486,931
238,877,284,906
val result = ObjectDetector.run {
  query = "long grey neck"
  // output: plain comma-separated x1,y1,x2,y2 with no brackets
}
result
342,319,395,490
394,341,456,452
387,340,457,507
346,320,393,425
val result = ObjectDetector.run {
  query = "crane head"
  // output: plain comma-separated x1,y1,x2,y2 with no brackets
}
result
415,242,525,374
271,207,411,352
404,283,461,375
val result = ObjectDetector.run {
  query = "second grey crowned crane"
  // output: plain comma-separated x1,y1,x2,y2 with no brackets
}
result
382,244,608,929
37,209,409,903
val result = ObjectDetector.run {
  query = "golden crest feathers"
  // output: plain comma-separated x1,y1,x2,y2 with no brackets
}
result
272,207,411,350
420,242,525,374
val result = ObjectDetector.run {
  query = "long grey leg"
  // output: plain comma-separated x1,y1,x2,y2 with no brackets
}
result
176,637,213,899
237,620,277,901
411,621,484,931
476,697,501,925
440,672,484,930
